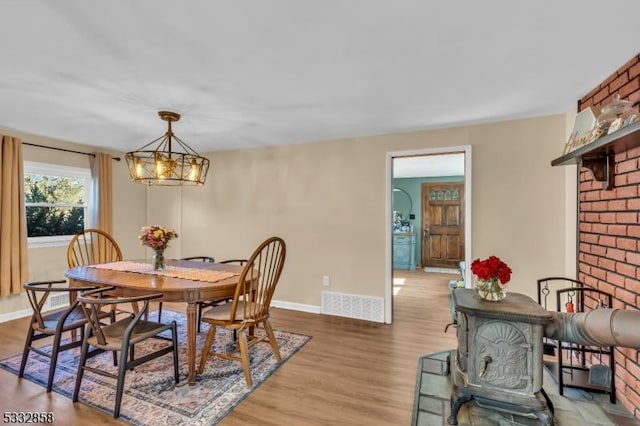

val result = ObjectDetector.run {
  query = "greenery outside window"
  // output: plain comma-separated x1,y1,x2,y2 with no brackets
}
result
24,161,92,248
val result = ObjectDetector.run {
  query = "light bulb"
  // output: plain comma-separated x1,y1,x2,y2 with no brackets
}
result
134,159,143,178
188,159,200,181
155,161,165,178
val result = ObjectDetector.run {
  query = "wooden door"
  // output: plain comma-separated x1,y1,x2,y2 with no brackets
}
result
421,183,464,268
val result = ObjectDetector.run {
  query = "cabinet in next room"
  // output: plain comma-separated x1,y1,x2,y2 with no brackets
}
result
393,233,416,271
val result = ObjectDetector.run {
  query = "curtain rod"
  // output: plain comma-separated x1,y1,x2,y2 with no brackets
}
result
22,142,121,161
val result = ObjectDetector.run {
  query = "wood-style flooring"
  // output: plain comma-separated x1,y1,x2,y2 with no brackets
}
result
0,270,458,425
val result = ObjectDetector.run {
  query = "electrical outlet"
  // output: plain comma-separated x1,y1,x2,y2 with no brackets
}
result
323,275,331,287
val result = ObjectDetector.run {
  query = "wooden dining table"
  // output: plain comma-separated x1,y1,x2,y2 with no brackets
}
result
65,259,245,385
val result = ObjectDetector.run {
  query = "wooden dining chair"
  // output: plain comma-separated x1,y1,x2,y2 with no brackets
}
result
66,228,145,317
19,280,115,392
213,259,248,337
182,257,248,333
67,228,123,268
73,287,179,419
181,256,220,332
197,237,286,387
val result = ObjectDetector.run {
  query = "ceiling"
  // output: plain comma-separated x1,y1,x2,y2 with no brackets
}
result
394,154,464,178
2,1,640,155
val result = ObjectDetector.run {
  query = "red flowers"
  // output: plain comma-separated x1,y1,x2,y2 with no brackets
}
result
471,256,512,285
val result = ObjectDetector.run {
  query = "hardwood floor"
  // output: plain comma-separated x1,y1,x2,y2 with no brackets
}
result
0,270,457,425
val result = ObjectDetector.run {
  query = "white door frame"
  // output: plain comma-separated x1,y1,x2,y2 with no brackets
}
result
385,145,473,324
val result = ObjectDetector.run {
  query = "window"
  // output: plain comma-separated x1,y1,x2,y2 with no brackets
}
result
24,161,92,247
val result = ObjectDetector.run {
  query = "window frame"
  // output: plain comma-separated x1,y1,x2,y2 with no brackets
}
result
24,161,93,248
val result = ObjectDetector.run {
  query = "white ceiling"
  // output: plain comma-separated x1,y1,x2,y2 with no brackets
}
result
1,1,640,154
394,153,464,178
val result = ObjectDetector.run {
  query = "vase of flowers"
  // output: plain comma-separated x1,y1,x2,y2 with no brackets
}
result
139,225,178,271
471,255,512,301
151,248,166,271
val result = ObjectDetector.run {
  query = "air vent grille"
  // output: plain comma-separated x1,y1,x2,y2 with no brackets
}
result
321,291,384,323
47,293,69,309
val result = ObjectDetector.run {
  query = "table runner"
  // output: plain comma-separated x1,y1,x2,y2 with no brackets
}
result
87,261,239,283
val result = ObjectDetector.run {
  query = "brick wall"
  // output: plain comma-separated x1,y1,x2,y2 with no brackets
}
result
578,55,640,111
577,53,640,418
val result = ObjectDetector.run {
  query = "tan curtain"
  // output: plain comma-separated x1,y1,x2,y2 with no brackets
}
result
90,152,113,234
0,135,28,296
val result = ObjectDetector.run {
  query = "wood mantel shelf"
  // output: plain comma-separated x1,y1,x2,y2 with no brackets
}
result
551,120,640,189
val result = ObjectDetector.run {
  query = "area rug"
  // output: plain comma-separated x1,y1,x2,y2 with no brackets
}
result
1,311,310,425
423,267,461,274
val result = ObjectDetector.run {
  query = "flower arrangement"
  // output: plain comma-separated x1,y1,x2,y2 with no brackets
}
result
138,225,178,250
471,255,512,301
471,255,512,284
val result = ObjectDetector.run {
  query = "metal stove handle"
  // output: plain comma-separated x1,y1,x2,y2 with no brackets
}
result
479,356,492,377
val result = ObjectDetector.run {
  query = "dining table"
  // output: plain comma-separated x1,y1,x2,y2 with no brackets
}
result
65,259,245,385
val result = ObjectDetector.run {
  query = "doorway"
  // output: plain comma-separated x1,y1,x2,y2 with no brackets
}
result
385,146,472,324
421,182,465,269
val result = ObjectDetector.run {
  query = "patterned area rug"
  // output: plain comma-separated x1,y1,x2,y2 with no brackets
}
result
1,311,310,425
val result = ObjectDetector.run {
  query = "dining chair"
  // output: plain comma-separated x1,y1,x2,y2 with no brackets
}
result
197,237,286,387
183,256,247,332
182,257,248,333
219,259,248,266
214,259,248,337
67,228,123,268
181,256,223,332
67,228,144,317
182,256,216,263
73,287,179,419
147,253,205,322
19,280,115,392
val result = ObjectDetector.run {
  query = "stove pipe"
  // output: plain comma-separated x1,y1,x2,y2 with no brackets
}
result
544,309,640,348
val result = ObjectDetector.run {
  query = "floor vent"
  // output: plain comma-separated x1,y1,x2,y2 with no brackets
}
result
321,291,384,323
47,293,69,309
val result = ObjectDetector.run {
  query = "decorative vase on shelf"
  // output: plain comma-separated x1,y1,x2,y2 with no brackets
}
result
152,248,166,271
475,278,508,302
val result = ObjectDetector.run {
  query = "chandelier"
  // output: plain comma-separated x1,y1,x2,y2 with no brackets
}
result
125,111,210,186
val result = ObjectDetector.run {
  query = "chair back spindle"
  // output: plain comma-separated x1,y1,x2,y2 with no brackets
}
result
230,237,285,324
67,228,122,267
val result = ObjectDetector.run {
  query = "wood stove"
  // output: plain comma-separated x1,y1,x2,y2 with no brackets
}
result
448,289,555,425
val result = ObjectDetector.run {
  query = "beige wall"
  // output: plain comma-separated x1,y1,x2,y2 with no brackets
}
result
467,116,569,299
1,113,572,320
0,128,146,318
563,108,579,278
146,113,571,311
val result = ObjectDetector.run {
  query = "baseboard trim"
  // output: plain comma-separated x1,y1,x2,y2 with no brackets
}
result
271,299,321,314
0,307,32,323
1,300,323,323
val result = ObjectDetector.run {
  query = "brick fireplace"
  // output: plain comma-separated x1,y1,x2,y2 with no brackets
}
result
576,53,640,419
